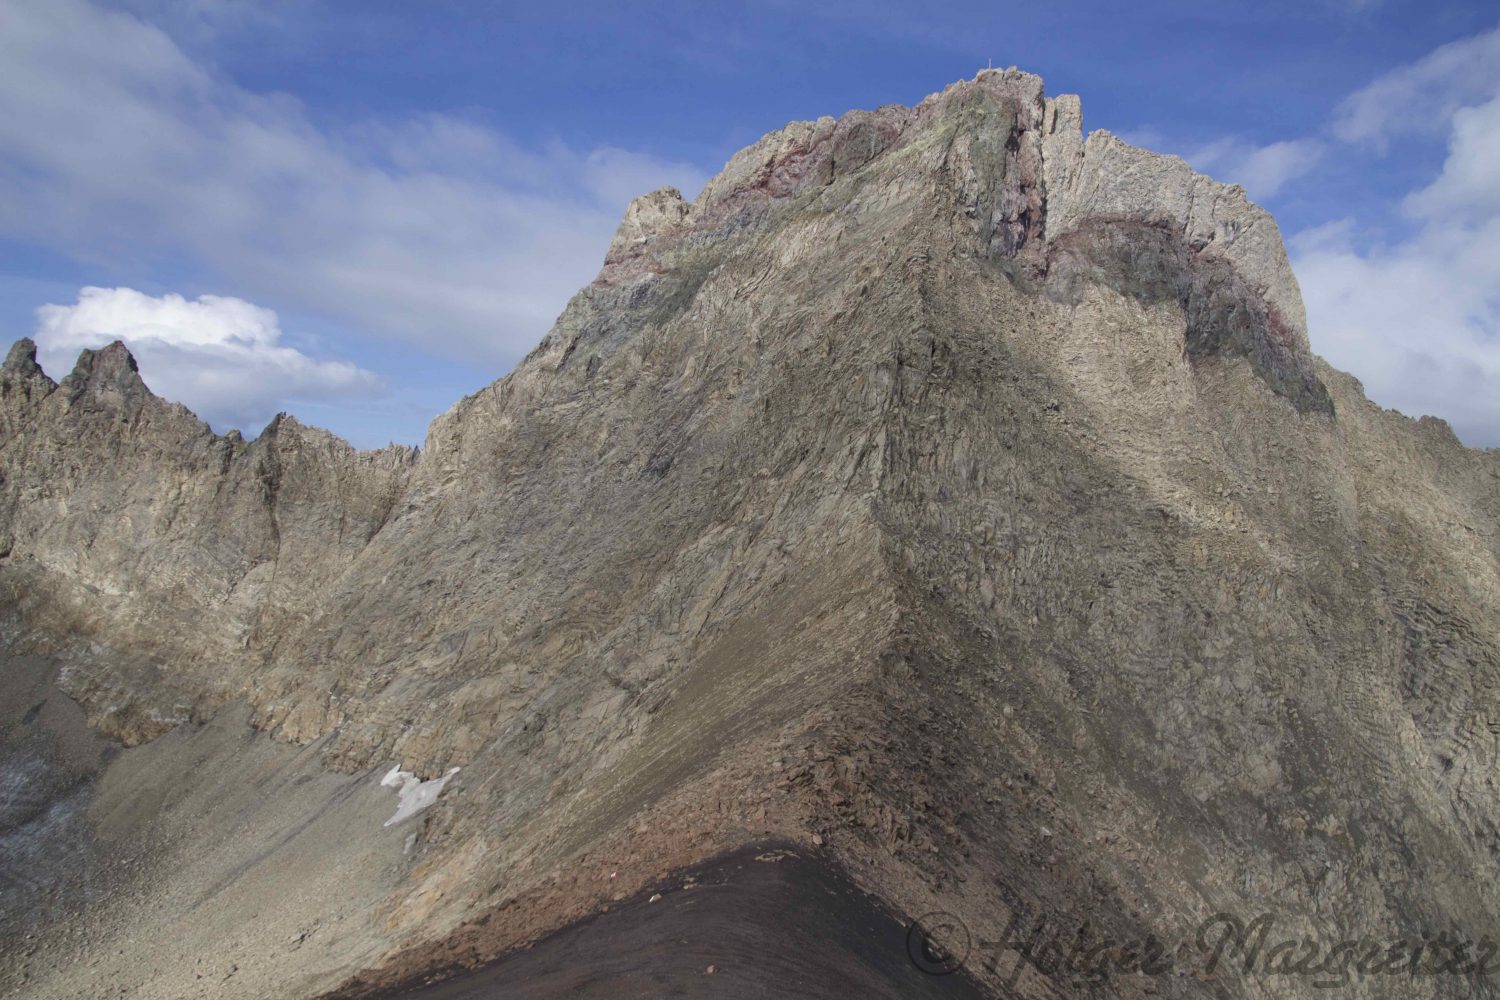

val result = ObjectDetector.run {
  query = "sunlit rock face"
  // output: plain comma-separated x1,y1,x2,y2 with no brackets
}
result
3,69,1499,999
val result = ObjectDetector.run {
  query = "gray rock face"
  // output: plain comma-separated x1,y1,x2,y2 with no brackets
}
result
2,70,1499,999
3,338,47,383
603,186,694,276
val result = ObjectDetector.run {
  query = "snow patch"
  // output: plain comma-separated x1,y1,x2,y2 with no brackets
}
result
379,765,460,827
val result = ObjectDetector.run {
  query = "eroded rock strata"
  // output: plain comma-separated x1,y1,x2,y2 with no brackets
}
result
2,69,1498,999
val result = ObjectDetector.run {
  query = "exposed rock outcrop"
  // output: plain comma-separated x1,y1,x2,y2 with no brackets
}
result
2,70,1498,999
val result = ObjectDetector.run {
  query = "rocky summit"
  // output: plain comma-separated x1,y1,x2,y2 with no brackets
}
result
2,69,1498,999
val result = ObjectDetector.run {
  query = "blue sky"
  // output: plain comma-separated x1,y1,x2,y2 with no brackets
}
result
1,0,1497,447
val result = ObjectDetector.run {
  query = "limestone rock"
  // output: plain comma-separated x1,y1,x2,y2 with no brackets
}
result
602,187,694,281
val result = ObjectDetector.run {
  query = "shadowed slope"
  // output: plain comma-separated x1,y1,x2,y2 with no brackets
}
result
361,844,988,1000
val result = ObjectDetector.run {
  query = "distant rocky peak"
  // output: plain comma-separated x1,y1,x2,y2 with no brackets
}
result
3,337,52,386
63,340,142,388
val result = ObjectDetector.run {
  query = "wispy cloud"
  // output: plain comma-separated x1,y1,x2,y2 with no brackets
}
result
1114,129,1324,203
111,0,296,40
1332,25,1500,149
0,0,708,370
1184,137,1325,200
34,286,380,434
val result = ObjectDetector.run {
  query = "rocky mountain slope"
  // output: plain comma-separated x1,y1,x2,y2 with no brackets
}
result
2,69,1498,998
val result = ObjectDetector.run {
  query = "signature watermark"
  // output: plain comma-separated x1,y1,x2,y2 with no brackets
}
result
906,909,1498,988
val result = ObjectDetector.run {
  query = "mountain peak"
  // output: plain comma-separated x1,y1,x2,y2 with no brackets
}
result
607,70,1305,329
585,69,1319,413
63,339,140,382
4,337,45,378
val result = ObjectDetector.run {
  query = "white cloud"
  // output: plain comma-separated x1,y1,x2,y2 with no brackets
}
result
1402,96,1500,220
34,286,381,434
1332,25,1500,149
1114,126,1166,151
1184,137,1325,200
1117,129,1323,202
1294,88,1500,446
0,0,708,369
